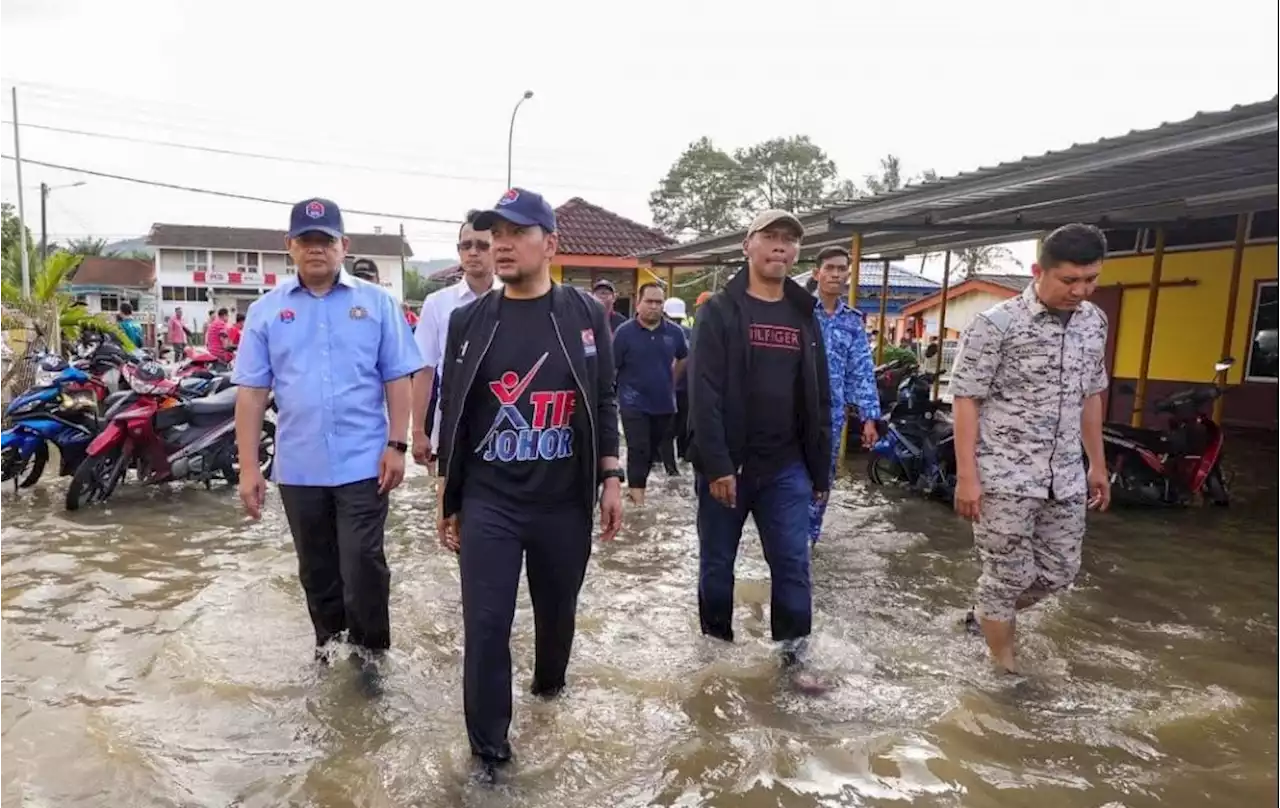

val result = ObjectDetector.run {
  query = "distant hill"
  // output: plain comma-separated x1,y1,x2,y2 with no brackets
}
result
103,237,153,257
407,258,454,276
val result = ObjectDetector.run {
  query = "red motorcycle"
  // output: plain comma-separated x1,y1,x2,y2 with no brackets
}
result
1102,358,1235,507
65,362,274,511
176,345,232,378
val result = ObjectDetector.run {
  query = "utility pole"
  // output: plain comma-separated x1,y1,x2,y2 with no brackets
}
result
40,182,48,263
11,87,31,298
399,222,407,296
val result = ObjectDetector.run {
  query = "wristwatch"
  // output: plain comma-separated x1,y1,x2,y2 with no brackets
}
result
600,468,626,484
387,440,408,453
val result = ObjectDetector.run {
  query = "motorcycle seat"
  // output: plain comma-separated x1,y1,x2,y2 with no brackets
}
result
1103,422,1168,449
187,386,239,418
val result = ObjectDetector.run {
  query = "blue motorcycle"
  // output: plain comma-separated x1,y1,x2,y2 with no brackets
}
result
867,369,958,502
2,358,107,489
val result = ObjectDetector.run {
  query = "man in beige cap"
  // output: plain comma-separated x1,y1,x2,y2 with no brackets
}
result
686,209,832,689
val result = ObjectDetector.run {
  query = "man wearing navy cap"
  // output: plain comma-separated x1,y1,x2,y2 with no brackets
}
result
233,197,425,688
434,187,623,780
592,278,628,332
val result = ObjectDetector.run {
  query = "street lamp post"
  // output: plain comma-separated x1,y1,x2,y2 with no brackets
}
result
507,90,534,189
40,181,87,262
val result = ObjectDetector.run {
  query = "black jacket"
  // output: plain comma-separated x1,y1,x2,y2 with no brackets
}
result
687,270,833,490
436,283,620,517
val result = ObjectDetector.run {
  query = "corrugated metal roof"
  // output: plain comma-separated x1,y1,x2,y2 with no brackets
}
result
792,262,940,290
647,96,1279,265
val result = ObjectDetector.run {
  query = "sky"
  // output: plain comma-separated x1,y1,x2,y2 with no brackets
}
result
2,0,1277,276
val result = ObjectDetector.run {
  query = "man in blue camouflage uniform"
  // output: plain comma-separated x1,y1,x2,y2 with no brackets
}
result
808,246,880,544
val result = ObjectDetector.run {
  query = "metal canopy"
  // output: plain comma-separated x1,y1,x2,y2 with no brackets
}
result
645,97,1279,266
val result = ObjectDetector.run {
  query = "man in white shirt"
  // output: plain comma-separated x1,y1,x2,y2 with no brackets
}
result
411,210,501,465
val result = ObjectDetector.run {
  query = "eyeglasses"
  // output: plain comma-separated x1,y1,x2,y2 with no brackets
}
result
457,240,491,253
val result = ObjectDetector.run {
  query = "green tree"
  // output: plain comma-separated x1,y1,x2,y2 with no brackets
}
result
65,237,109,256
952,244,1022,280
735,135,838,213
1,251,134,356
1,203,37,287
403,268,430,303
864,154,904,195
649,137,752,238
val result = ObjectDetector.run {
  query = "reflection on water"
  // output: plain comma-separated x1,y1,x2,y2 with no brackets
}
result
2,442,1276,807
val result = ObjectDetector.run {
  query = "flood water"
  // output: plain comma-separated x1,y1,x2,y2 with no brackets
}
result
2,440,1276,808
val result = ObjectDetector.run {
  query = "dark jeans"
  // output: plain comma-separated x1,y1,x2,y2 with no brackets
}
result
278,478,391,651
460,497,593,763
696,462,813,644
621,411,675,488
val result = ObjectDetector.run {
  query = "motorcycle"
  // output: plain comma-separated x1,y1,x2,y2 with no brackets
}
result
1,363,105,488
874,356,918,412
65,362,274,510
176,346,232,378
1103,358,1235,507
866,367,958,501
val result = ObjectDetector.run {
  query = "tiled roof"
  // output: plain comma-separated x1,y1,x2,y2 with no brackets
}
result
148,224,413,257
554,198,676,257
70,257,155,288
972,273,1033,292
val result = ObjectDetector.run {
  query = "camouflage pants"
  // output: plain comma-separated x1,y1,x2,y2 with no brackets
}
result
973,493,1086,622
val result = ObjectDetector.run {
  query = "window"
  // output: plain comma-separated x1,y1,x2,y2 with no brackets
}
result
100,292,120,312
183,250,208,272
1249,210,1278,241
1103,228,1140,255
1245,281,1277,382
284,254,297,275
161,286,208,302
235,251,260,272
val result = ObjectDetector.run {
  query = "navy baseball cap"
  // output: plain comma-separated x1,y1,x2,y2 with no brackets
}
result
288,197,344,239
472,188,557,233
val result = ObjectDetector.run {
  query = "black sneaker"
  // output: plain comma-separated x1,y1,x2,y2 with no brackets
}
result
530,681,565,700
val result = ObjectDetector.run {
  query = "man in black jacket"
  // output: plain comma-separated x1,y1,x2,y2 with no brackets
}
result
434,187,624,780
687,209,832,679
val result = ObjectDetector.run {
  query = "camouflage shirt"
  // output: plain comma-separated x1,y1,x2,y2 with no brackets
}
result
949,282,1109,500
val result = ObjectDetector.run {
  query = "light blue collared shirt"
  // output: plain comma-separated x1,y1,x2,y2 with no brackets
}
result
233,269,425,486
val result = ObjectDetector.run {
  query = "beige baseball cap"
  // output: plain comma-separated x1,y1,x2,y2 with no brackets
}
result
746,209,804,238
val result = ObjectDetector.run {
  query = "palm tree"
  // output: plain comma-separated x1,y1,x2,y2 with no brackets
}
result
1,251,134,355
65,237,109,257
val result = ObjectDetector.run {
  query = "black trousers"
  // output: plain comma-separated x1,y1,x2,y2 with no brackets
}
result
278,479,391,651
460,497,592,763
668,390,690,461
621,410,674,488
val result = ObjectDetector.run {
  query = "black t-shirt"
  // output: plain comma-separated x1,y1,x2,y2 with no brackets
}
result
743,295,804,478
460,292,583,507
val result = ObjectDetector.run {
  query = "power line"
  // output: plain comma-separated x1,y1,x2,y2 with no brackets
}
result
2,82,660,192
2,119,542,186
0,154,463,224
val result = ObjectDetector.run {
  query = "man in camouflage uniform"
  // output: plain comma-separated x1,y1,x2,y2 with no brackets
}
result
809,246,880,544
949,223,1112,673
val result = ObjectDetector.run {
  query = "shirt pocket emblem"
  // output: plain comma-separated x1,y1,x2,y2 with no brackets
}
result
580,328,596,356
279,308,296,323
349,306,368,320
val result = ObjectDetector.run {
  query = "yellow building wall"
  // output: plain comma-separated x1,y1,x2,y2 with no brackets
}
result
550,265,562,283
1105,244,1277,385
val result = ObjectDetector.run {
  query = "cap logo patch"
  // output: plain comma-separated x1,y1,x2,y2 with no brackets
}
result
305,201,325,219
498,189,519,206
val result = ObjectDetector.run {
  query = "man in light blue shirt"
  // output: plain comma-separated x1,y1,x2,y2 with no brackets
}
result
233,197,424,680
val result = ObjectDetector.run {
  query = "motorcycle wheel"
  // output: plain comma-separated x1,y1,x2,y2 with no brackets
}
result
65,446,128,511
223,421,276,484
1205,464,1230,506
18,442,49,488
867,455,911,486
